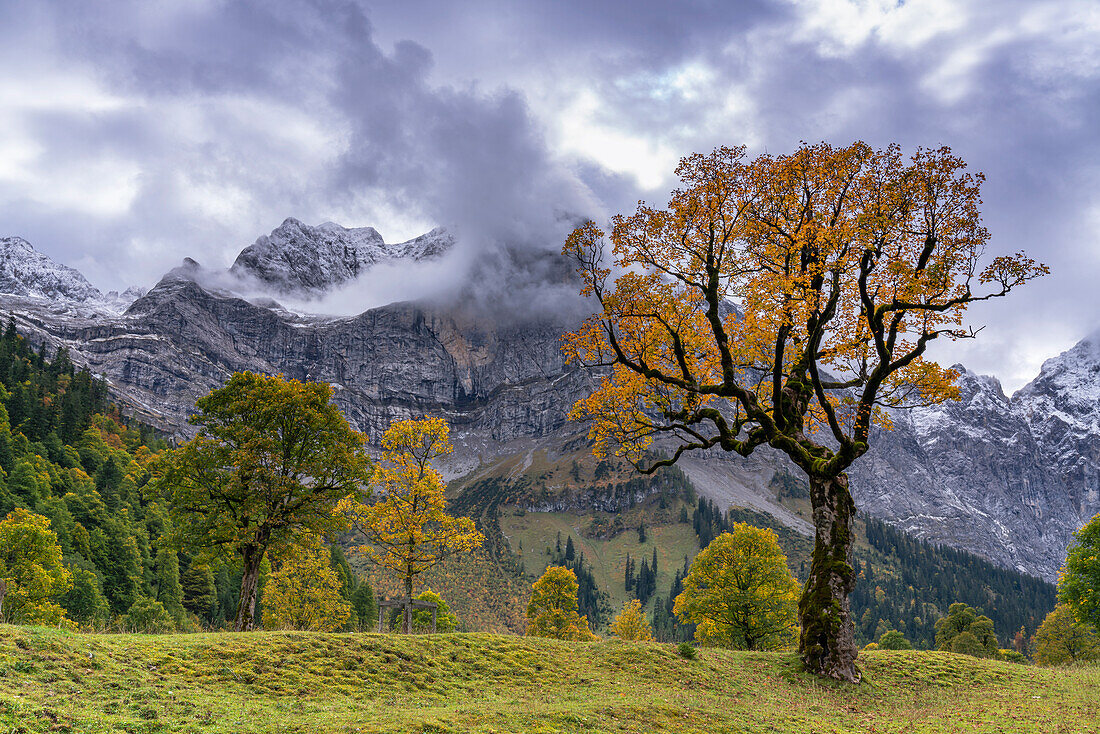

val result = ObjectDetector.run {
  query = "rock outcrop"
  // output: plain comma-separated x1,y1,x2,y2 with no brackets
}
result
230,218,453,295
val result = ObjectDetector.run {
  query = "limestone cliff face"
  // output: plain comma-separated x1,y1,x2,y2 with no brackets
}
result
9,267,589,445
229,218,453,295
3,229,1098,582
848,367,1086,581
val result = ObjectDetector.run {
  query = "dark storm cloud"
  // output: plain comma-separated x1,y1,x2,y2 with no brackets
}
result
0,0,599,292
369,0,1099,388
1,0,1097,387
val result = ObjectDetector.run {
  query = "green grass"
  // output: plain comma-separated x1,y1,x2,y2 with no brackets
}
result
500,506,700,611
1,625,1097,733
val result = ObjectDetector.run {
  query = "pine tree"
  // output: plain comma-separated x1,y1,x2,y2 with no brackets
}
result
351,582,378,631
154,546,186,627
180,561,216,621
60,567,110,628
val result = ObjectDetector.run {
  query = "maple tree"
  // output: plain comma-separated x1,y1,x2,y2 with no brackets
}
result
563,141,1046,680
934,602,998,657
526,565,598,641
1058,513,1100,630
0,508,72,626
1031,604,1100,665
341,417,483,633
610,598,654,641
388,588,459,633
262,533,352,632
673,524,799,651
155,372,372,631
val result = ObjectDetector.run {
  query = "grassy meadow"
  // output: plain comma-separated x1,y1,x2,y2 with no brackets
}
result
0,625,1097,733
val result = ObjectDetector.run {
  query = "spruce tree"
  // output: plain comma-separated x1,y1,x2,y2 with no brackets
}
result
154,546,186,627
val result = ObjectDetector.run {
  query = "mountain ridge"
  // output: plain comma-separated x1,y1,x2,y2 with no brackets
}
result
229,217,455,295
1,225,1096,582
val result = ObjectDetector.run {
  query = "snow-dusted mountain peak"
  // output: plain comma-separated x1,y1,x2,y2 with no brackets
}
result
1017,328,1100,409
0,236,104,302
229,219,455,295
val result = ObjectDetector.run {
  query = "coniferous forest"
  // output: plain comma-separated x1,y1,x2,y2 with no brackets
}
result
691,498,1055,647
0,322,379,631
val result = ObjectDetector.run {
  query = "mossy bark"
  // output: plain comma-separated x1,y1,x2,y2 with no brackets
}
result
798,473,860,682
404,573,414,634
232,533,268,632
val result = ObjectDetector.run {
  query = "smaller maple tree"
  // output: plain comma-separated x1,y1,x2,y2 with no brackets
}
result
611,598,654,642
262,533,351,632
526,565,598,641
341,417,483,633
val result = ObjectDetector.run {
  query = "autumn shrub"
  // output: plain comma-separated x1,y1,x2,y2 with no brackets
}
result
526,566,598,641
610,599,653,642
677,642,697,659
0,508,72,626
877,630,913,650
262,533,351,632
1032,604,1100,666
935,603,999,658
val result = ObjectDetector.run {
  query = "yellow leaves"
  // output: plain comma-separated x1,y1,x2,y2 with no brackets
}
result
1032,604,1100,665
525,565,598,641
344,418,484,597
561,140,1047,473
673,524,799,651
261,533,351,632
379,415,452,477
980,252,1050,290
0,508,72,626
610,599,654,642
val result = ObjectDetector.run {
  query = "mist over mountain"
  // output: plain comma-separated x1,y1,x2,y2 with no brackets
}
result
1,224,1097,583
229,218,455,296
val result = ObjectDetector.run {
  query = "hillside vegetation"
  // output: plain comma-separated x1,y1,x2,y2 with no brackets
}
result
0,321,1056,651
450,449,1054,646
0,625,1097,733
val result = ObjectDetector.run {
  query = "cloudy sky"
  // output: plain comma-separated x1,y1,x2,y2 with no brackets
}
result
1,0,1098,391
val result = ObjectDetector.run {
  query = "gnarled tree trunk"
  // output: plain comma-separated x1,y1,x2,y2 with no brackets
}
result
233,537,267,632
403,572,413,634
799,473,860,682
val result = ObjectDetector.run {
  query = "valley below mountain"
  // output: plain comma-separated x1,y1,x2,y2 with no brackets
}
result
2,222,1098,585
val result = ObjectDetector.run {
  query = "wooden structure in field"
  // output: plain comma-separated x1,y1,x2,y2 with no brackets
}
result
377,597,438,633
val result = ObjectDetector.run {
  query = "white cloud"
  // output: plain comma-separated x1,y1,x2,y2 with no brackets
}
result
550,88,681,190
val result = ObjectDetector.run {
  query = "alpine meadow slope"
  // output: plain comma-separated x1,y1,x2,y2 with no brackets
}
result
1,626,1099,733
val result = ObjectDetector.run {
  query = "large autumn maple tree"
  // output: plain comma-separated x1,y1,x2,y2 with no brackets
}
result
562,141,1046,681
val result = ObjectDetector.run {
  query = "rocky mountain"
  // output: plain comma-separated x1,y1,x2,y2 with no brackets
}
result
230,218,454,295
1017,329,1100,512
1,225,1097,583
0,236,103,302
848,365,1093,581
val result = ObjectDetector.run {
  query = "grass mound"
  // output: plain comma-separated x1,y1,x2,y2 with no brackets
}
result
0,625,1097,733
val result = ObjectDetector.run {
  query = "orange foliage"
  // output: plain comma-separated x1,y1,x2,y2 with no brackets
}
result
562,142,1047,478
